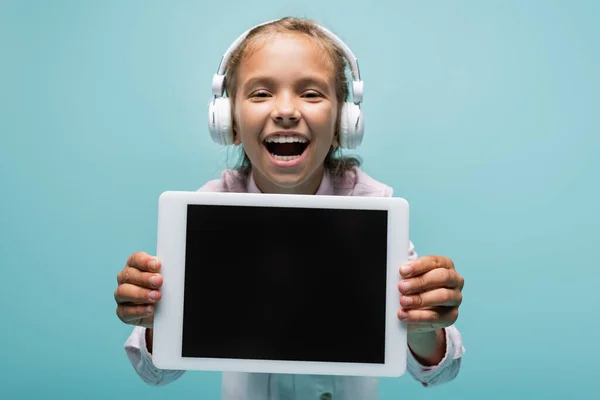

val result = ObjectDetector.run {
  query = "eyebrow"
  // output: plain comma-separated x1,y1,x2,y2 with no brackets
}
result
242,76,277,91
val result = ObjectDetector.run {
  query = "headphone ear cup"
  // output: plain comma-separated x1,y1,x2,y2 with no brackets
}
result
338,102,364,149
208,97,234,145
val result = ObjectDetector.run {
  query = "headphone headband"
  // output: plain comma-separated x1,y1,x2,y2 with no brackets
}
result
211,18,364,103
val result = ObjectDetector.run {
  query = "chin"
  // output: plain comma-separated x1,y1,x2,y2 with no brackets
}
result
264,168,308,187
256,163,324,194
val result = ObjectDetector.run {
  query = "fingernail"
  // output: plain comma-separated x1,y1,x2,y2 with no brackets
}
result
399,281,411,293
148,257,159,270
399,310,408,320
146,306,153,314
400,264,412,276
149,275,160,287
148,290,159,300
402,296,413,306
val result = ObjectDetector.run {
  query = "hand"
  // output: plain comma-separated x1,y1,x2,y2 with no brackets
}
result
114,252,163,328
397,255,464,334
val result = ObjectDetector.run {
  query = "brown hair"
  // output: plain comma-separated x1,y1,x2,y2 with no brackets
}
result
223,16,361,179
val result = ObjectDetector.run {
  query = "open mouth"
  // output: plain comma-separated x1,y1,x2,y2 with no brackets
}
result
263,135,309,161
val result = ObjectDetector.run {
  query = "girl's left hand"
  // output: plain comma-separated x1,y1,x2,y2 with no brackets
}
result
397,255,464,333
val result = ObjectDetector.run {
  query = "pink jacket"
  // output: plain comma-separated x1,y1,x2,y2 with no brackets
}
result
197,166,394,197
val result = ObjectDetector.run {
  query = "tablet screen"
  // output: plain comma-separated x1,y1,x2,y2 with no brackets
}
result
181,204,388,364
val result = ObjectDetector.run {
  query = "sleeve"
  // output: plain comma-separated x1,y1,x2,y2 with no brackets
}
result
406,325,465,387
404,241,465,387
124,326,186,386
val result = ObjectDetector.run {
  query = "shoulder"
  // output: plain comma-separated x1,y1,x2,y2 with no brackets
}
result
332,167,394,197
197,169,249,193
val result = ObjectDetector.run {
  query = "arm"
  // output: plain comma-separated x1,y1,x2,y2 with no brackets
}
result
124,326,186,386
406,325,465,387
400,245,465,386
116,252,185,386
408,328,446,366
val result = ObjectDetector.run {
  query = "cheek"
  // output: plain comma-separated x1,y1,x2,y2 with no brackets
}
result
305,104,337,130
232,99,244,131
236,102,267,132
232,103,252,142
234,102,271,148
316,107,338,140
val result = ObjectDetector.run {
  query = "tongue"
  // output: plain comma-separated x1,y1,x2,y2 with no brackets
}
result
266,142,306,156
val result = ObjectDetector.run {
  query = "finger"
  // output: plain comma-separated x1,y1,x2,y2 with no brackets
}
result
400,255,454,278
399,267,462,295
397,307,458,326
116,303,154,323
117,267,163,289
127,252,161,273
400,288,462,309
114,283,161,305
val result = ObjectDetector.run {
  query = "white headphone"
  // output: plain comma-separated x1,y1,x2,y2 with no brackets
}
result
207,19,365,149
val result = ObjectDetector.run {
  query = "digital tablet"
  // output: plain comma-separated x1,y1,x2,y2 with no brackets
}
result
152,191,410,377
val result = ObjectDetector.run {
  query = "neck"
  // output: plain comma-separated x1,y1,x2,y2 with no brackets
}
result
251,167,325,195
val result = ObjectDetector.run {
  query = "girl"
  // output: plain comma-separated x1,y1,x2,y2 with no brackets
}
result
114,17,465,399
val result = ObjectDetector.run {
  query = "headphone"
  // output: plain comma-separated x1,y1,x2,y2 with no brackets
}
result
207,19,365,149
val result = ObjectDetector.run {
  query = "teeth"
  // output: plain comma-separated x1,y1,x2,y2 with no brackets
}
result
273,155,301,161
264,135,307,144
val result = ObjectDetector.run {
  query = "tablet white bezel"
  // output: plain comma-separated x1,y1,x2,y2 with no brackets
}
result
152,191,410,377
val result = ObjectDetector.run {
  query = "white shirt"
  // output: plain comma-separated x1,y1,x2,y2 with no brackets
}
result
125,324,464,399
123,168,466,398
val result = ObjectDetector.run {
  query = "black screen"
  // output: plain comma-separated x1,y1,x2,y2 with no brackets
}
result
181,204,388,364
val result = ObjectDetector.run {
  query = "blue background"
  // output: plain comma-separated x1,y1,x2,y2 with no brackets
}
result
1,0,598,398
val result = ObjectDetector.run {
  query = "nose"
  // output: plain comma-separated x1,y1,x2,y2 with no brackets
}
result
271,93,300,125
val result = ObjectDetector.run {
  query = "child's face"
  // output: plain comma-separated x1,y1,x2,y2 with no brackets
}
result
232,33,339,194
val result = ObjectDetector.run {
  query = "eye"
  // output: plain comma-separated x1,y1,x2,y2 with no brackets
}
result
302,90,323,99
249,90,271,98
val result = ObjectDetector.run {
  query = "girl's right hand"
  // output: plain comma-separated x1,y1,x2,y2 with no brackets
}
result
114,251,163,328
